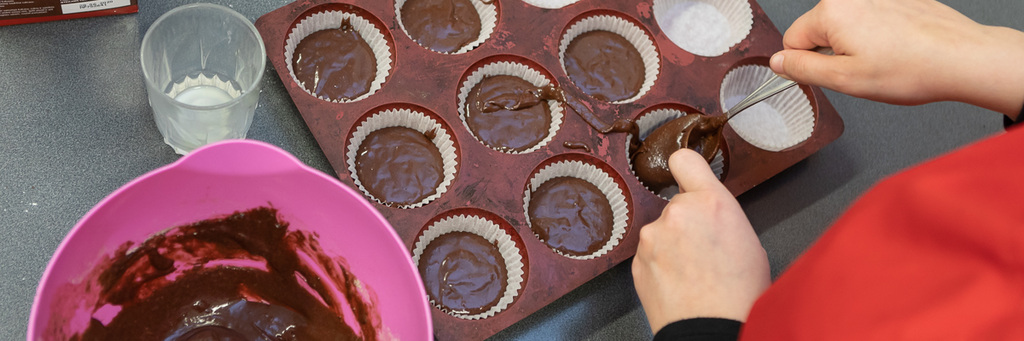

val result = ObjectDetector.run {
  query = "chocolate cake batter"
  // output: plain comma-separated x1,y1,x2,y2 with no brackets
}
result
400,0,482,53
465,75,554,153
70,207,382,341
631,114,727,192
293,19,377,101
528,177,614,256
355,126,445,206
418,231,508,315
564,30,646,102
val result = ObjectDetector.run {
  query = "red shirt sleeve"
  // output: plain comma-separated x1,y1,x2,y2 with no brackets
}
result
740,126,1024,340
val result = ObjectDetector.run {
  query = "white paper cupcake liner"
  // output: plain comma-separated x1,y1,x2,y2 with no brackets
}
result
521,0,580,9
653,0,753,57
395,0,497,54
285,10,392,103
558,15,660,104
720,65,815,151
346,108,458,208
411,214,525,320
523,160,629,260
457,61,565,154
629,108,726,199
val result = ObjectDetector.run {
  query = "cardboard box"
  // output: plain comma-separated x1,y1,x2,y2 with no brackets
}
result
0,0,137,26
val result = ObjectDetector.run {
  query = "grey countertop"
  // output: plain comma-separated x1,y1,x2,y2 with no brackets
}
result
2,0,1021,339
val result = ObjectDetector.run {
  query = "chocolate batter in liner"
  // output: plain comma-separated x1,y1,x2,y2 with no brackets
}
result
395,0,498,54
558,14,660,104
346,107,459,209
457,60,565,154
629,108,727,200
411,213,526,320
523,159,629,260
285,10,393,103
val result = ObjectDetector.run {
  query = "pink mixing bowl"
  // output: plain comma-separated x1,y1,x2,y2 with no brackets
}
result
27,140,432,340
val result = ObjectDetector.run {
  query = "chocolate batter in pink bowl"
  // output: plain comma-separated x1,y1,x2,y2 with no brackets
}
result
28,140,432,340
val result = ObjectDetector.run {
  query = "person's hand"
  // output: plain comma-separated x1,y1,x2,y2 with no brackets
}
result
632,149,770,334
770,0,1024,118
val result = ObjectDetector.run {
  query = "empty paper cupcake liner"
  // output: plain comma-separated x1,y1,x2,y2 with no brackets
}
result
523,159,629,260
653,0,753,57
521,0,581,9
395,0,498,54
558,14,660,104
457,60,565,154
346,107,458,209
629,108,727,199
411,213,526,320
285,10,393,103
720,65,815,151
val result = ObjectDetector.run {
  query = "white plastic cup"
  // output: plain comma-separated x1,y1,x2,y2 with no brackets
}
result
141,3,266,155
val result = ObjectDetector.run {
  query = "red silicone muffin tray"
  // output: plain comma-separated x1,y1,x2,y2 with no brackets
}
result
255,0,843,339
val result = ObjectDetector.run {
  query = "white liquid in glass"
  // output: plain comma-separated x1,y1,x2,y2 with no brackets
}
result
160,80,243,154
174,85,234,106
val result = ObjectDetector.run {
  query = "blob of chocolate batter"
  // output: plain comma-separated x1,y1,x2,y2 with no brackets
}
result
400,0,482,53
418,231,508,315
563,30,646,102
528,177,614,256
461,76,642,154
355,126,445,206
465,75,555,152
631,114,727,193
70,207,382,341
293,19,377,101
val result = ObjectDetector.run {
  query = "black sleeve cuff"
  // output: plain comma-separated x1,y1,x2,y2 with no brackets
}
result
652,318,742,341
1005,104,1024,129
1006,115,1021,129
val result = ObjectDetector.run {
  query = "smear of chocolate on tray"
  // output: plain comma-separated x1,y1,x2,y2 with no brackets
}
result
562,141,591,152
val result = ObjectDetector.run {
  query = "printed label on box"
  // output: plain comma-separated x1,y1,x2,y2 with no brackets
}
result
0,0,59,20
0,0,136,26
60,0,129,14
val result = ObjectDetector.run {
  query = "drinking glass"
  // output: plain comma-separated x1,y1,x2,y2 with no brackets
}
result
141,3,266,154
